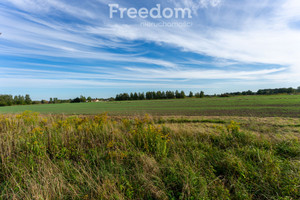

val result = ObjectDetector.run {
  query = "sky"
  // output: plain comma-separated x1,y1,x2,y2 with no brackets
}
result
0,0,300,100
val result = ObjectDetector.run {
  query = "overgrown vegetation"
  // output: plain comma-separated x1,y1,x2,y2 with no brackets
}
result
0,111,299,199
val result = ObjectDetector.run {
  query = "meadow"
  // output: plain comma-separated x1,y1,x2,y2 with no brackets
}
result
0,111,299,199
0,95,300,199
1,95,300,117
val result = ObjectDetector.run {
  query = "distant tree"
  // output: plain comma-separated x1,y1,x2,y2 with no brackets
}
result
25,94,32,105
19,95,25,105
32,101,40,104
146,92,152,100
121,93,130,101
80,95,86,102
71,97,81,103
133,92,139,100
41,100,48,104
161,91,166,99
139,92,145,100
180,91,186,98
13,96,18,104
166,91,175,99
200,91,205,98
53,98,58,104
0,100,5,107
287,87,295,94
116,93,131,101
175,90,180,98
245,90,254,95
87,96,92,102
156,91,162,99
0,95,13,106
151,91,156,99
49,98,53,104
130,93,134,100
220,93,230,97
189,91,193,97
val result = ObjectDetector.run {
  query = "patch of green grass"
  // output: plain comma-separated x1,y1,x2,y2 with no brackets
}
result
1,95,300,117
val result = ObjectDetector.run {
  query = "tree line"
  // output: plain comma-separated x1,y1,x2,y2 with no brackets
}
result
220,87,300,97
115,90,205,101
0,95,93,106
257,87,299,95
1,87,299,107
70,96,92,103
70,96,114,103
0,94,32,106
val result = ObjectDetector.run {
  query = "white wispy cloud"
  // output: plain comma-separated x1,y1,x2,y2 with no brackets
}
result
170,0,222,15
3,0,96,19
0,0,299,98
84,0,300,82
0,64,286,89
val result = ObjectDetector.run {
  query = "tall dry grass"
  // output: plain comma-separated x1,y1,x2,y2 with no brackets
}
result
0,111,299,199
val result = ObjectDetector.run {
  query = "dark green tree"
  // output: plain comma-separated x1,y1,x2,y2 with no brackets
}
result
87,96,92,102
175,90,180,98
133,92,139,100
200,91,205,98
80,95,86,102
138,93,145,100
146,92,152,100
130,93,134,100
180,91,186,98
25,94,32,105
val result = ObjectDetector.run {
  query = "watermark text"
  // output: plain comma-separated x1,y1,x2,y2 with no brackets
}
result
109,4,193,19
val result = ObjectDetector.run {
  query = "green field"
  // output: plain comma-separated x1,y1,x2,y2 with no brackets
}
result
1,95,300,117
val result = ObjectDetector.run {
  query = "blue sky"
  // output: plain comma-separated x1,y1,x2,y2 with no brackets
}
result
0,0,300,100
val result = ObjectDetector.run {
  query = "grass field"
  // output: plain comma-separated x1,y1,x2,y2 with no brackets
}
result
1,95,300,199
0,112,299,199
1,95,300,117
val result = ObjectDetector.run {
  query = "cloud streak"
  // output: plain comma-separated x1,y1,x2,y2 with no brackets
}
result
0,0,299,98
